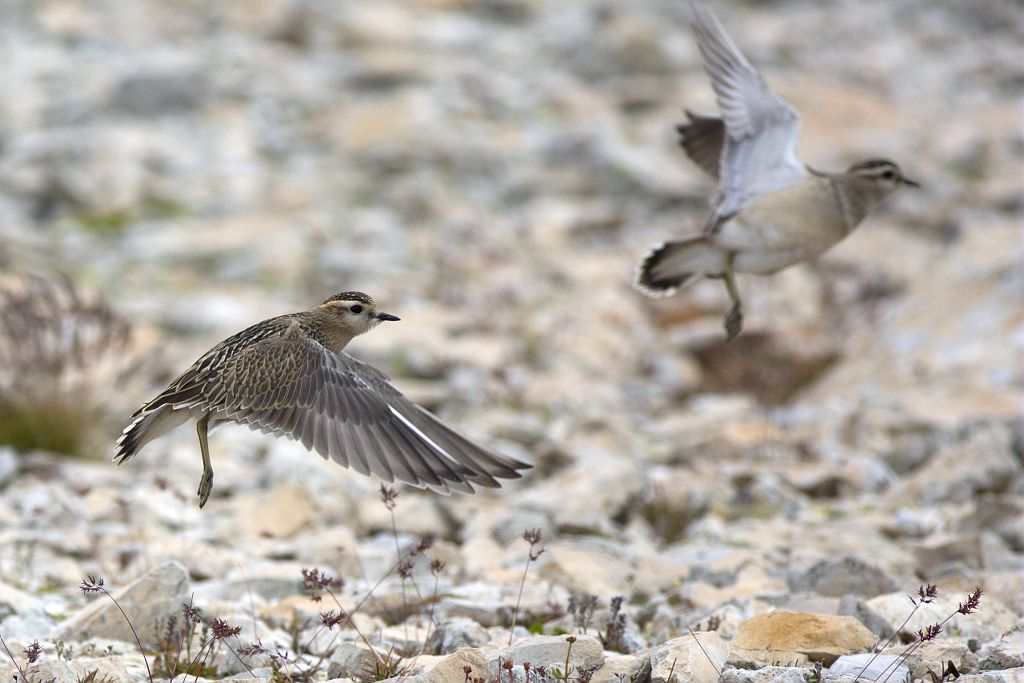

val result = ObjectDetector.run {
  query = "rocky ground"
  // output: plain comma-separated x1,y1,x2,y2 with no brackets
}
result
0,0,1021,681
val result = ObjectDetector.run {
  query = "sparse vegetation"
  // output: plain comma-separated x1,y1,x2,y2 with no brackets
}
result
567,593,597,634
0,273,140,457
74,208,133,236
855,584,983,683
637,484,704,546
0,633,31,682
599,596,629,654
74,194,187,236
0,497,997,683
79,575,154,683
509,528,545,646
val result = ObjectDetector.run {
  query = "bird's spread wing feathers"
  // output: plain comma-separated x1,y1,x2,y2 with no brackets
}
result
676,110,725,180
688,2,805,215
199,335,528,493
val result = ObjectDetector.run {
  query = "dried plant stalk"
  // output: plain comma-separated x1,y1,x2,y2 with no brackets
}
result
0,272,145,456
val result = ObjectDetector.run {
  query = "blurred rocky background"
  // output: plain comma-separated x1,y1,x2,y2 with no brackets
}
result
0,0,1020,681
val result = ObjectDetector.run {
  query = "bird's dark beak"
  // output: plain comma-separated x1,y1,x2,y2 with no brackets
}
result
902,177,921,188
375,312,400,322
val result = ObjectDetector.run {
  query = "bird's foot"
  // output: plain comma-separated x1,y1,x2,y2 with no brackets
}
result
197,469,214,509
724,303,743,341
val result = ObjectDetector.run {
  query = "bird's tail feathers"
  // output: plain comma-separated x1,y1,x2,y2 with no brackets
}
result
634,236,724,297
114,405,191,464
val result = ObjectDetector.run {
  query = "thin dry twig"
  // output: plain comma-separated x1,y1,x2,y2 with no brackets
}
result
877,587,982,683
80,576,155,683
509,529,545,646
855,583,937,681
687,627,721,680
0,633,29,681
381,485,411,643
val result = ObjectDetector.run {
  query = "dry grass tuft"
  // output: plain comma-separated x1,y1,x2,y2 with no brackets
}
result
0,273,146,457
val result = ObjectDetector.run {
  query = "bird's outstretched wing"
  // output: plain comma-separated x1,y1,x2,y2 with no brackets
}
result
676,109,726,180
688,1,805,220
203,334,530,493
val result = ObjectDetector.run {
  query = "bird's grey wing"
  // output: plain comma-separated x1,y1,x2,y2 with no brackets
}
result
206,336,529,493
676,109,725,179
690,2,805,216
334,352,531,490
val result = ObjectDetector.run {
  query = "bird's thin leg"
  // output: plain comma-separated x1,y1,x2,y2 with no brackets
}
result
196,413,214,508
722,252,743,340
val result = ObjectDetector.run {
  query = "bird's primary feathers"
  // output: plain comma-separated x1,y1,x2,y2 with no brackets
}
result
686,1,806,223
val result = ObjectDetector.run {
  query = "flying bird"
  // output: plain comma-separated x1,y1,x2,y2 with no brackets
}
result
116,292,530,507
635,2,918,339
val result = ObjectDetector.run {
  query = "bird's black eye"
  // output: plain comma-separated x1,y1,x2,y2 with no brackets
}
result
882,169,895,180
349,305,363,314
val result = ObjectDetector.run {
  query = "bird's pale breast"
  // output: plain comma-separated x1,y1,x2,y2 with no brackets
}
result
713,178,850,260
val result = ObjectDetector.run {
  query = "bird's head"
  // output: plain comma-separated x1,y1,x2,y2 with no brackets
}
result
316,291,400,341
847,159,920,196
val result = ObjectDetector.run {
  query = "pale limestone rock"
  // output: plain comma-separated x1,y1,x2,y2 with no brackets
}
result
434,580,567,629
356,492,454,538
804,221,1022,428
516,448,644,534
490,634,603,676
458,506,554,581
229,483,317,539
913,533,986,571
192,562,308,602
879,639,978,682
720,666,814,682
426,617,491,653
790,557,897,598
11,660,77,683
730,612,875,666
828,653,908,682
981,628,1024,671
537,543,635,598
384,648,491,683
895,423,1021,507
730,648,810,669
590,652,649,683
66,655,151,683
328,642,380,680
378,623,432,653
866,592,1017,643
0,580,40,613
681,564,789,609
650,632,728,683
949,670,1024,683
959,496,1024,554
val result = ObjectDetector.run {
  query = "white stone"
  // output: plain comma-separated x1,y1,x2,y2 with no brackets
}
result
650,632,728,683
490,634,604,676
828,654,909,682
